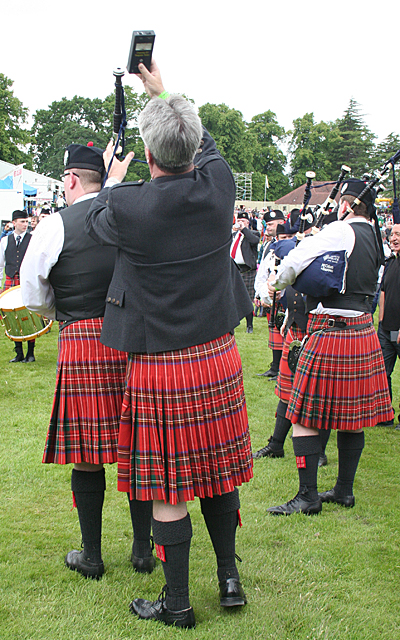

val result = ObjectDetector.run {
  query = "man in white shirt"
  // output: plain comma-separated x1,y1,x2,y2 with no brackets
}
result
0,209,35,362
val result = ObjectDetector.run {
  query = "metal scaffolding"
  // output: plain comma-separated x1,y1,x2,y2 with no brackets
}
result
233,172,252,202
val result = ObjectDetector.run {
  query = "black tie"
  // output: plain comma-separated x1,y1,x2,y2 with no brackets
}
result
16,235,21,247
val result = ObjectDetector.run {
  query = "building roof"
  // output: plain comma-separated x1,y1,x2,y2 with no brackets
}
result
275,181,339,207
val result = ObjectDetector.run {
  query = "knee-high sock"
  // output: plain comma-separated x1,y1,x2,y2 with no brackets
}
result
335,431,365,496
270,400,291,449
27,339,35,356
127,495,153,558
14,341,23,356
319,428,331,455
200,489,240,582
292,436,321,501
71,468,105,564
152,514,192,611
271,349,282,374
246,311,253,329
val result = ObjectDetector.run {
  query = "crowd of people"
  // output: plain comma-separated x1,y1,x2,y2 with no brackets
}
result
0,59,399,630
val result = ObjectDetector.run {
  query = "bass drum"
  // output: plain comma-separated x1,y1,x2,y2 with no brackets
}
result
0,285,52,342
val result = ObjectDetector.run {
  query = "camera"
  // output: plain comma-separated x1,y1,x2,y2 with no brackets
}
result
127,31,155,74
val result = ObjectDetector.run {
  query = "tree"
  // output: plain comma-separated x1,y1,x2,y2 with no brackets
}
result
198,103,255,173
31,87,149,181
288,113,340,188
372,132,400,201
331,99,376,178
0,73,33,168
248,110,290,199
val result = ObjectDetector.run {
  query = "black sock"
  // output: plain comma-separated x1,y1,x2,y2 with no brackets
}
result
127,495,153,558
27,339,35,357
319,428,331,455
270,401,291,449
71,468,105,564
292,436,321,501
200,489,240,582
335,431,365,496
14,342,23,356
271,349,282,374
246,312,253,329
152,514,192,611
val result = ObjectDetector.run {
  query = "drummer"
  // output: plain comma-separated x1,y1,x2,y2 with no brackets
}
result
0,210,35,363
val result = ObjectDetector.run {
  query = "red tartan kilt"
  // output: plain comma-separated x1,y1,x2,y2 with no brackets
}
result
43,318,128,464
276,325,306,403
4,274,20,289
118,333,253,504
266,308,284,350
287,313,394,430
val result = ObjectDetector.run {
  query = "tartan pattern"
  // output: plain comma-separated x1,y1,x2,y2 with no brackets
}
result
43,318,128,464
240,269,256,300
287,313,394,430
276,325,306,403
266,306,284,350
118,333,253,504
4,274,20,290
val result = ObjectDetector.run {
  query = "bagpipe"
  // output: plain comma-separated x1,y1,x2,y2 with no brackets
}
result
311,165,351,235
269,171,316,328
102,68,147,187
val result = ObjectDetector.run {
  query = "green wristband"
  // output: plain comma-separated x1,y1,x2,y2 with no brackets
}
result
158,91,169,100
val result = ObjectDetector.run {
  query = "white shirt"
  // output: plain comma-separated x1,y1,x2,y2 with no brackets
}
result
273,218,372,317
21,193,97,318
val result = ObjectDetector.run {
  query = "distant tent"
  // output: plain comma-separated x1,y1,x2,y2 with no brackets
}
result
0,175,37,196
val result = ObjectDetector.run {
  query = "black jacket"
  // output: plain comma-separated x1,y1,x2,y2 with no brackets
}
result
85,128,253,353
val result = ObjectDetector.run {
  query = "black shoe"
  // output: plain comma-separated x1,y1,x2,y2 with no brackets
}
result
246,326,253,334
267,489,322,515
268,374,278,382
9,354,24,363
131,551,156,574
318,453,328,467
253,437,284,459
219,578,247,607
130,587,195,629
22,355,35,363
65,549,104,579
257,368,278,378
318,488,355,508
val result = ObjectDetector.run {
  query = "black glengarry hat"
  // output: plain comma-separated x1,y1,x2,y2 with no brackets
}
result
64,142,105,175
12,209,28,221
341,178,376,217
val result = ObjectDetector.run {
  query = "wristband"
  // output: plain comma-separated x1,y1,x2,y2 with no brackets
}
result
158,91,169,100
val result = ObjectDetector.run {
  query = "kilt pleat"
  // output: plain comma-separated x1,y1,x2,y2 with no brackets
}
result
43,318,128,464
240,269,256,300
266,306,284,350
287,313,394,430
118,333,253,504
276,325,306,403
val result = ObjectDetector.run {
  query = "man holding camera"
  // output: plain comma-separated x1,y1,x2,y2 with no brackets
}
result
85,61,253,628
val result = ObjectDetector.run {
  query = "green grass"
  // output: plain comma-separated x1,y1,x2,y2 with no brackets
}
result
1,316,400,639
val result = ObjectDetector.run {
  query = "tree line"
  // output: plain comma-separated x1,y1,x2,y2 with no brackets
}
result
1,72,399,201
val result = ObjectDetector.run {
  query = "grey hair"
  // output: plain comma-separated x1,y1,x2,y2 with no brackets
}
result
138,95,202,174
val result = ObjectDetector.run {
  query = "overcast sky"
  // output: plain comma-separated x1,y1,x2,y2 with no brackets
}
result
2,0,399,149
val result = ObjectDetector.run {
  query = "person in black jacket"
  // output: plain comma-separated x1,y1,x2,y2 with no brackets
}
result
231,211,260,333
85,60,253,629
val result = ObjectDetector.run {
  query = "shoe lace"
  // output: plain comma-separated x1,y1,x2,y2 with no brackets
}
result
157,585,168,604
